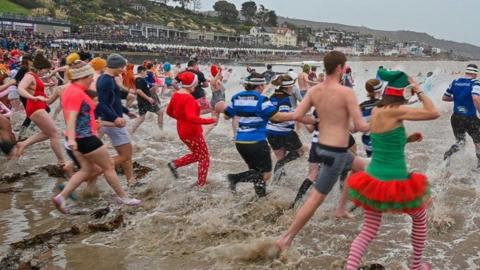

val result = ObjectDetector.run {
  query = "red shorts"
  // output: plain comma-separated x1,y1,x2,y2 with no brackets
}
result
26,99,48,118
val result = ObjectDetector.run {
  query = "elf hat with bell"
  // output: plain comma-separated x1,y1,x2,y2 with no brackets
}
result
377,68,414,100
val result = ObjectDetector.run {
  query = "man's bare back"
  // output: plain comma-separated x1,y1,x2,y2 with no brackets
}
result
295,80,368,148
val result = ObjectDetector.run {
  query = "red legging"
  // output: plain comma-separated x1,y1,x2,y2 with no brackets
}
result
346,208,428,270
174,136,210,186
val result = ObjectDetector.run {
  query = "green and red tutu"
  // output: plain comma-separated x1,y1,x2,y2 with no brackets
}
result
347,171,430,213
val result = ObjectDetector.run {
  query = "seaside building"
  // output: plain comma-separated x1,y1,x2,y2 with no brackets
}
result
249,27,297,48
0,13,71,35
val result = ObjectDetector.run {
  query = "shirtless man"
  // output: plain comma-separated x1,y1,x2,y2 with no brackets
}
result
276,51,369,252
298,64,319,97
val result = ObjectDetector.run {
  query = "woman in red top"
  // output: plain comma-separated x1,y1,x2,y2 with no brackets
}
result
16,52,65,165
166,71,216,186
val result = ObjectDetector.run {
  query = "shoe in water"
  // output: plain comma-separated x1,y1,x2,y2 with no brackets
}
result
116,196,142,206
52,194,68,214
167,162,179,179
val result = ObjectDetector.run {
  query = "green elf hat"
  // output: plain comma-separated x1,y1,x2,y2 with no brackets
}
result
377,67,414,100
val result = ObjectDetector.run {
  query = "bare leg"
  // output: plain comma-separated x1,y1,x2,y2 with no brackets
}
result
58,153,93,199
277,188,326,252
129,114,146,135
114,143,134,184
18,110,65,163
85,145,127,198
156,110,164,130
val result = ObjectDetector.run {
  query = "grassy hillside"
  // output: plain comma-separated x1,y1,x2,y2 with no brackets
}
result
0,0,239,33
0,0,30,15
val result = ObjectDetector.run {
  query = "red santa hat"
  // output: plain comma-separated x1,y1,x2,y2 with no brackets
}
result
211,64,221,77
178,71,198,88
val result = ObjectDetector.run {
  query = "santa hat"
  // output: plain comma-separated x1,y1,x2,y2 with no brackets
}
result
177,71,198,88
211,64,221,77
377,68,413,100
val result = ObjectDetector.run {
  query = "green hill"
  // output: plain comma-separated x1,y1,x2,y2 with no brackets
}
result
0,0,240,34
0,0,30,15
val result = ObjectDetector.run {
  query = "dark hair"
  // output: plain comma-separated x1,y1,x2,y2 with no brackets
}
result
324,51,347,75
137,66,147,73
311,66,317,72
146,62,153,69
187,60,197,67
266,64,272,70
376,95,406,108
467,64,478,69
244,72,265,91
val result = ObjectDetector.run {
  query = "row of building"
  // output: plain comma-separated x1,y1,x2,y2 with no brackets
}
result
0,13,444,57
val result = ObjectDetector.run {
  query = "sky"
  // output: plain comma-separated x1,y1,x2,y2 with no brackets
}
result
200,0,480,46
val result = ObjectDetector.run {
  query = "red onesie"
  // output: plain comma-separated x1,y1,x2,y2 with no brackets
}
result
167,92,215,186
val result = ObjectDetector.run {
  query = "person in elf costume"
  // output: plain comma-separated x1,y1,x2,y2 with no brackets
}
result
345,68,440,270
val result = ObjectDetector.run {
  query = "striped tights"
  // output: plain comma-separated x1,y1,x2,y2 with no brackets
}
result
346,208,427,270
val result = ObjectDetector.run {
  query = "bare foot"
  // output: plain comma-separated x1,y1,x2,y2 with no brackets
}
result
15,142,25,158
275,236,292,254
335,210,355,219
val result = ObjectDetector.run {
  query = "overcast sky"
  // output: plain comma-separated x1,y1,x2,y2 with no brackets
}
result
200,0,480,46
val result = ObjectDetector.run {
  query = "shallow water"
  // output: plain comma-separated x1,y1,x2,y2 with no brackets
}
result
1,60,479,269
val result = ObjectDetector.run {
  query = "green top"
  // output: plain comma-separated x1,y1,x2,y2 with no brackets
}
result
366,126,409,180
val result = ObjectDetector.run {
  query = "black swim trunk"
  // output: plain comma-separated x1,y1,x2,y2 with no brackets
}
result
309,135,356,163
235,141,272,173
76,136,103,154
451,114,480,143
138,102,160,116
267,132,303,151
312,144,354,195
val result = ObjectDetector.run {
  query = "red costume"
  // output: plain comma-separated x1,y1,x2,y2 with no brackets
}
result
25,72,48,118
167,87,215,186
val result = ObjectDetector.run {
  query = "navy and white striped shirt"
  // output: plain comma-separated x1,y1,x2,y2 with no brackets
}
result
444,78,480,117
267,95,294,136
225,90,277,142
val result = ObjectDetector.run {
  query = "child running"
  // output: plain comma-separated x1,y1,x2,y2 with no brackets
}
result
166,71,216,187
359,79,383,157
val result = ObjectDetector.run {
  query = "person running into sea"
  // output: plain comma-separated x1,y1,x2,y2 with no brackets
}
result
130,66,163,135
359,79,384,157
345,68,439,270
266,74,306,180
166,71,216,187
442,64,480,167
16,52,65,165
52,61,141,214
96,54,136,186
221,72,314,197
203,64,226,136
276,51,369,251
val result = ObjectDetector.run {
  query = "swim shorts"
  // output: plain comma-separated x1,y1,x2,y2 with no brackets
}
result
451,114,480,143
103,126,130,147
235,141,272,173
312,143,354,195
267,132,302,151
